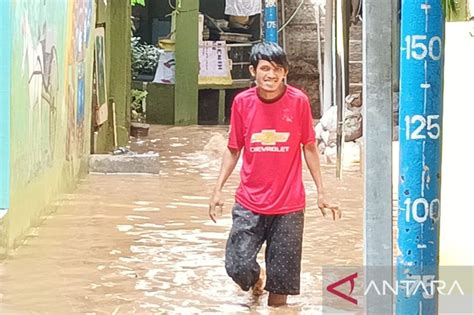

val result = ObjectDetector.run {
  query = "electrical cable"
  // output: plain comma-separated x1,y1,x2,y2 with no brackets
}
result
278,0,305,32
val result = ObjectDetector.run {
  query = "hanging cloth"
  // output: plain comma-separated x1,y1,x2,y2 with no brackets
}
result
225,0,261,17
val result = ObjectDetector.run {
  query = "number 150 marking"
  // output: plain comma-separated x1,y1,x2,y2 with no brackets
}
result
405,115,440,140
405,35,442,61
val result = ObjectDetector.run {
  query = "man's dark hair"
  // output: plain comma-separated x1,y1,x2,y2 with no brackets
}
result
250,42,289,71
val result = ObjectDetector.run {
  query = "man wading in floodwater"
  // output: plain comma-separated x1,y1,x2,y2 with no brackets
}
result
209,42,340,307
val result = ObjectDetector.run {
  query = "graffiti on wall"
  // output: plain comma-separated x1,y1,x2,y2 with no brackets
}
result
66,0,94,161
16,0,94,180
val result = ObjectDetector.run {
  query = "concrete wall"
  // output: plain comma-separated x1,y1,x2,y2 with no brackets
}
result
1,0,96,252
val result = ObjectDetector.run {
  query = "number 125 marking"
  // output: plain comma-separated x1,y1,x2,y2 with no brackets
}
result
405,115,440,140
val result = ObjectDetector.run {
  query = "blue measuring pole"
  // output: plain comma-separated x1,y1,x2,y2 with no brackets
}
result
264,0,278,43
397,0,444,314
0,0,12,217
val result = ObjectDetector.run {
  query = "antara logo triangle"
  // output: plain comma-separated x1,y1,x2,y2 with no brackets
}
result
326,272,358,305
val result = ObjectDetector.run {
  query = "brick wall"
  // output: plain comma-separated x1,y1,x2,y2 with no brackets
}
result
280,0,363,118
280,0,320,116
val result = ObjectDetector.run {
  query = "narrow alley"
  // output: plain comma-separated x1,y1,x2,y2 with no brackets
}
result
0,126,363,314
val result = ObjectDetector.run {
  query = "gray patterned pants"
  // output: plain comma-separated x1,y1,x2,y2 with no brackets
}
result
225,203,305,295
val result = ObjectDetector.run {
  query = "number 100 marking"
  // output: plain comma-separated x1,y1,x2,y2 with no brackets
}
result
405,35,442,61
404,198,440,223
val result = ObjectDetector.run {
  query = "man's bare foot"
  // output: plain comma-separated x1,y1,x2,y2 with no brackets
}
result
268,293,287,307
252,267,266,296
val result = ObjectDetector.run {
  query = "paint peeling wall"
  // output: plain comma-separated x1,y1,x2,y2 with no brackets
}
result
3,0,96,249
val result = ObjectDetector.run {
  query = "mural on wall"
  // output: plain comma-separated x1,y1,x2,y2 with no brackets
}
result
13,0,94,182
19,1,61,178
65,0,94,161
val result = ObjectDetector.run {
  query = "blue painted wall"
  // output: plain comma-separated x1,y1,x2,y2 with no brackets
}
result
0,0,12,213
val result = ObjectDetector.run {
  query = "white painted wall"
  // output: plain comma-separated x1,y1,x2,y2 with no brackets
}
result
440,21,474,266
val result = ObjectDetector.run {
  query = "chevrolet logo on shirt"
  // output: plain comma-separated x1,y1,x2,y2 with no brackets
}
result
251,130,290,145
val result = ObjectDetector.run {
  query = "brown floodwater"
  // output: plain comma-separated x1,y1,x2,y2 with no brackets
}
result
0,125,363,314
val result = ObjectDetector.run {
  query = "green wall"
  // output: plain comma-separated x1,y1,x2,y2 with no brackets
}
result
445,0,471,21
3,0,96,249
94,0,131,153
145,83,175,125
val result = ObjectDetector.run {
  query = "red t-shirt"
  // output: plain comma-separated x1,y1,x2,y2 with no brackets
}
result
228,85,316,215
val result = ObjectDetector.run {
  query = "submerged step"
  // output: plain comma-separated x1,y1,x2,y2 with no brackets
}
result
89,153,160,174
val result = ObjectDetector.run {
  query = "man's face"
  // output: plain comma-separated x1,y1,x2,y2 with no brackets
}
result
250,60,288,94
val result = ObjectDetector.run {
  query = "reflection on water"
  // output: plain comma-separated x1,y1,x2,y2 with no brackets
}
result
0,126,363,314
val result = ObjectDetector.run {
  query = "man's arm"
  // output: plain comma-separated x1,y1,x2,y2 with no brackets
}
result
303,142,325,195
303,142,341,220
209,147,241,222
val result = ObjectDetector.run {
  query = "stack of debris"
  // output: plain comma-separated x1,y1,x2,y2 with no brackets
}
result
315,93,363,164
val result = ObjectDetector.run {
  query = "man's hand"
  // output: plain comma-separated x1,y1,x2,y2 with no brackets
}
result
209,190,224,223
318,193,341,221
208,148,240,223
